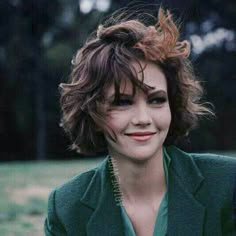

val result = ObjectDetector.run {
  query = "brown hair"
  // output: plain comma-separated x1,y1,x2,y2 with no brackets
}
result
60,7,214,154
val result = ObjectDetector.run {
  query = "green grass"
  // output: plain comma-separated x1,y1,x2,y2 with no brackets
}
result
0,158,103,236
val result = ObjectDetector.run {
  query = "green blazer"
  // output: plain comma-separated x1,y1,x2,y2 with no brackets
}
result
44,146,236,236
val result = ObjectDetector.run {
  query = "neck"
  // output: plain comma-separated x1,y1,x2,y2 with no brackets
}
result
110,148,166,205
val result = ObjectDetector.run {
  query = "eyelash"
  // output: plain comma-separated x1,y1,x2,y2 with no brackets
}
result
111,97,167,107
112,99,132,106
149,97,167,104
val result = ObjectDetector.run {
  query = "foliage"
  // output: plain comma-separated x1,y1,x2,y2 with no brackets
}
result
0,0,235,160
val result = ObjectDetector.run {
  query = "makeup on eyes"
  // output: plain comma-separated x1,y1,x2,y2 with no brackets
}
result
147,91,168,105
107,90,168,107
106,94,132,106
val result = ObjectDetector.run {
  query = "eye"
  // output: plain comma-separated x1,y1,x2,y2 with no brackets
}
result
112,98,133,107
149,97,167,105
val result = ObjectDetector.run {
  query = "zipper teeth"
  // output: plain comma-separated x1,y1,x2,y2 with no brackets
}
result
107,156,123,206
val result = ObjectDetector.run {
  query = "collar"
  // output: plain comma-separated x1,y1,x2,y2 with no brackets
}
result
80,146,206,236
165,145,204,194
80,156,125,235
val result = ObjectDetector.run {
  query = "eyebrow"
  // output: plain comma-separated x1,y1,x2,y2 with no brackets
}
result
107,90,168,101
147,90,168,97
106,93,133,102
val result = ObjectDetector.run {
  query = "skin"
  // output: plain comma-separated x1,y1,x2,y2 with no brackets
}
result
103,61,171,235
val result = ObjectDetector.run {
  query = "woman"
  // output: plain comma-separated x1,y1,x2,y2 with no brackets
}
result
44,7,236,236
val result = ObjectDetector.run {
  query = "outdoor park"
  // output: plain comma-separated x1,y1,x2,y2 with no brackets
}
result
0,158,103,235
1,151,236,235
0,0,236,235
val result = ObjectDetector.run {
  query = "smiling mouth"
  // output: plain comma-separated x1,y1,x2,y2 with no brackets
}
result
125,132,156,141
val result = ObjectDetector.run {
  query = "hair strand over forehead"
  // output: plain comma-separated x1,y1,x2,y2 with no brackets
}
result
60,6,214,155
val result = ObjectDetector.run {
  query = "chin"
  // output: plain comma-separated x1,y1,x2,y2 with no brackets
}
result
123,147,162,162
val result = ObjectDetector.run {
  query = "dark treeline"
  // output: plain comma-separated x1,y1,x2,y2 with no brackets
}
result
0,0,235,161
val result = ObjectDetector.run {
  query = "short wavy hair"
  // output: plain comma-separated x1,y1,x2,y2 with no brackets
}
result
60,7,214,155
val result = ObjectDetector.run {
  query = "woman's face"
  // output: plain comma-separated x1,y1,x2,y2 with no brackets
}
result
104,61,171,162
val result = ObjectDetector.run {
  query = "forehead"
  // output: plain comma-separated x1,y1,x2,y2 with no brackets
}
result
106,61,167,96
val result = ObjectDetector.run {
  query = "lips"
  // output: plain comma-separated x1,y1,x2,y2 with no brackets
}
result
125,132,156,141
126,132,156,136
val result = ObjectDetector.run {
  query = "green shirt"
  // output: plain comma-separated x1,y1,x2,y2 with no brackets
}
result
120,147,171,236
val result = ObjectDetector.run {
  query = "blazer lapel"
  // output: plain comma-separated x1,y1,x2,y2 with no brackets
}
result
166,146,206,236
80,147,206,236
80,157,124,236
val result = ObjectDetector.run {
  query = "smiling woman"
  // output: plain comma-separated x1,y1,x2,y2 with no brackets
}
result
44,6,236,236
104,62,171,164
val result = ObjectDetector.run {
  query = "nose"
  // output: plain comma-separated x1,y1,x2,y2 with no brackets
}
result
131,102,152,126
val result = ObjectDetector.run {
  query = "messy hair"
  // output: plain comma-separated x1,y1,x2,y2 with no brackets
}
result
60,7,214,154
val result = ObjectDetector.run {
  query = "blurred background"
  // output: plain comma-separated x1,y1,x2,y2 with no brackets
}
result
0,0,235,235
0,0,236,161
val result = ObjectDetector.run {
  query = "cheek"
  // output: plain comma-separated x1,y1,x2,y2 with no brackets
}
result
105,111,130,131
156,107,172,128
103,114,125,142
166,107,172,124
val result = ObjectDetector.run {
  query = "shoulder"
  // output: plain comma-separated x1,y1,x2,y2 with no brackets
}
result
189,152,236,190
45,161,106,235
45,158,108,233
167,145,236,181
46,167,97,219
56,167,97,197
48,157,108,211
53,155,108,194
51,160,104,208
168,145,236,170
190,152,236,173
